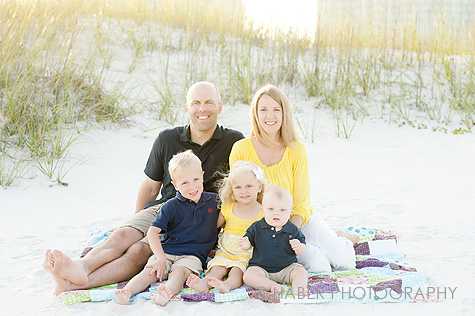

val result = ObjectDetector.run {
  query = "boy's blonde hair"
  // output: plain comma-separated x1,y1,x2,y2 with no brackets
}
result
218,161,268,204
168,150,202,181
263,186,293,206
250,84,299,148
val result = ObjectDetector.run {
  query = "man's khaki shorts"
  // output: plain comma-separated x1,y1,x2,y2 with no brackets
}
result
264,263,306,284
119,203,164,244
146,253,203,280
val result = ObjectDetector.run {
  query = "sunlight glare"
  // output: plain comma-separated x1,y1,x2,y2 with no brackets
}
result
243,0,317,40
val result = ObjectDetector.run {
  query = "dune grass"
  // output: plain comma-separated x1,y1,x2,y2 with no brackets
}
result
1,0,473,186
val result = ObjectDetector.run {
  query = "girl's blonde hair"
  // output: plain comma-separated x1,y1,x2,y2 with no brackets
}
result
217,161,268,204
250,84,299,148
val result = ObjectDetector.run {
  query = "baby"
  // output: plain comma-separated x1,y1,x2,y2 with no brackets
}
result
239,186,308,297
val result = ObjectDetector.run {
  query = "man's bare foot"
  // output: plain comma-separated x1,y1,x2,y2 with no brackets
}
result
154,284,173,306
336,231,359,246
204,276,231,293
43,250,75,295
185,274,209,293
115,288,132,305
50,249,88,286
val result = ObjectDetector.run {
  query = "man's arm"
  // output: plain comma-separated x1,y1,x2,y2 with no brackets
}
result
135,176,162,213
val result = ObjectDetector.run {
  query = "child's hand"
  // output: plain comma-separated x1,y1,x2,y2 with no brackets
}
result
146,256,167,281
239,236,251,250
289,239,307,256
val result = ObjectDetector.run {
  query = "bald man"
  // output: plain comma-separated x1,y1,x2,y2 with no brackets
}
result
44,82,243,294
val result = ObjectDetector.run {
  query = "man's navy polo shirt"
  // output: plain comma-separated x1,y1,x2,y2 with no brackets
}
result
150,191,219,267
143,125,243,208
244,218,306,273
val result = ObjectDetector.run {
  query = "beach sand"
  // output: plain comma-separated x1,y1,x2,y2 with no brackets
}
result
1,104,474,315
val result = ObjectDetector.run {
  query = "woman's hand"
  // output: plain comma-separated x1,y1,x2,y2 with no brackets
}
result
146,255,167,281
289,239,307,256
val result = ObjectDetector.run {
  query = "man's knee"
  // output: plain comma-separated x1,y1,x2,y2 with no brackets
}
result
107,227,144,247
125,242,152,264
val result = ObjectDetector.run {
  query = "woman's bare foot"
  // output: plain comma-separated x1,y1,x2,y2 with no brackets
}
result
205,276,231,293
336,231,359,246
43,250,76,295
185,274,209,293
114,288,132,305
154,284,173,306
50,249,88,286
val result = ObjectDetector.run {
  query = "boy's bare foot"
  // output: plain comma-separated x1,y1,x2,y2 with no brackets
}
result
43,249,75,295
114,288,132,305
154,284,173,306
335,231,359,246
50,249,88,286
185,274,209,293
205,276,231,293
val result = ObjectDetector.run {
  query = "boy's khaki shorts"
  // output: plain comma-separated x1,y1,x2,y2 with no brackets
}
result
265,263,305,284
119,203,164,244
146,253,203,280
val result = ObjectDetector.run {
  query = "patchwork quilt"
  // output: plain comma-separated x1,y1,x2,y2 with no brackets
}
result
59,227,441,305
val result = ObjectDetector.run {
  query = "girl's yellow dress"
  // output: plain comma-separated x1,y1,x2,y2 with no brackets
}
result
207,202,262,272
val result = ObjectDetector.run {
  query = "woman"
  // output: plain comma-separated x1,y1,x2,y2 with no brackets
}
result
229,84,356,272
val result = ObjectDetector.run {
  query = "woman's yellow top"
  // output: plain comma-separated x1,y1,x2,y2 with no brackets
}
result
229,138,312,224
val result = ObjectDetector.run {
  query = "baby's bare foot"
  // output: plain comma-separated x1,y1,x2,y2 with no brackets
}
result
185,274,209,293
115,288,132,305
205,276,231,293
154,284,173,306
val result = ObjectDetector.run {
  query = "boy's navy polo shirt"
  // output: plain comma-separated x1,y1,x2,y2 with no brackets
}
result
143,125,243,208
150,191,219,267
244,218,306,273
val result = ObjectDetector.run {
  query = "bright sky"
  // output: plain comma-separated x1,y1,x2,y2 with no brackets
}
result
243,0,318,40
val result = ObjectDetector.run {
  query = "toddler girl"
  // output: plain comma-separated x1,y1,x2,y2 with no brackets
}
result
186,161,267,293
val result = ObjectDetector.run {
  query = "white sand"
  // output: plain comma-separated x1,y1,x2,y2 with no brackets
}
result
1,104,474,315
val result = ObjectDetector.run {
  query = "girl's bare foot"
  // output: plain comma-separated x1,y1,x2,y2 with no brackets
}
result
205,276,231,293
154,284,173,306
185,274,209,293
114,288,132,305
336,231,359,246
51,249,88,286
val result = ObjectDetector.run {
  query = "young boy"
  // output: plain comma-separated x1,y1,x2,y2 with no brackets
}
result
239,186,308,297
115,150,219,306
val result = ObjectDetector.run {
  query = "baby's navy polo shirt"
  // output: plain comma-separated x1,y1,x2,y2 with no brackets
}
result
150,191,219,267
244,218,306,273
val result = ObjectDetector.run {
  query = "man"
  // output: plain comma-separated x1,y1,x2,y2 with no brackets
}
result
44,82,244,294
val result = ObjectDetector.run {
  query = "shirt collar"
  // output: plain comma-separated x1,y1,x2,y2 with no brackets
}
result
175,191,212,204
179,125,224,143
257,218,294,233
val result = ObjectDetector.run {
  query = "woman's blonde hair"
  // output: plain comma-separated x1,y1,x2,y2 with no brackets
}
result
217,161,268,204
250,84,299,148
